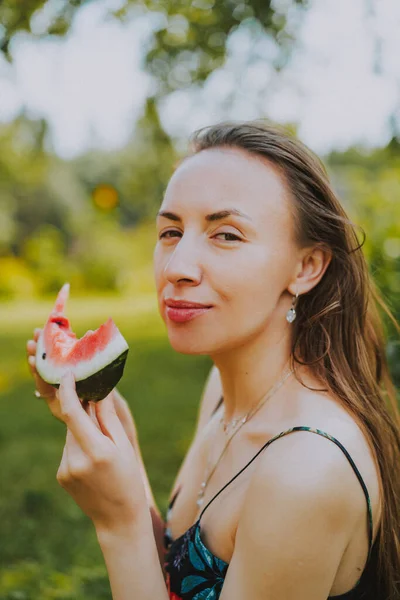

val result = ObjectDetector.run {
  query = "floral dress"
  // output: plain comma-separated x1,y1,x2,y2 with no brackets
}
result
164,424,377,600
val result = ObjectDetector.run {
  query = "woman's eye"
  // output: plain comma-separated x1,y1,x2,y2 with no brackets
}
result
159,230,181,239
214,232,242,242
158,230,242,242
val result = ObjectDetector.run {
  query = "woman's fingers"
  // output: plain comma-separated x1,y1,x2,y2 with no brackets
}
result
57,432,90,490
57,371,105,456
26,339,36,356
26,328,41,358
46,395,66,421
27,354,36,375
84,401,102,431
27,353,62,419
95,394,132,452
65,428,91,471
27,354,58,403
26,332,60,406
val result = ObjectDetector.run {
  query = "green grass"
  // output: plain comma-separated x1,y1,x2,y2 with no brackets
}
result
0,295,212,599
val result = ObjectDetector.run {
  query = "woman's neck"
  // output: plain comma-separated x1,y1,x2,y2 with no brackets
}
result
211,325,296,423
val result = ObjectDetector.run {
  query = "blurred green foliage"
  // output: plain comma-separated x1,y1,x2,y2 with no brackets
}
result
327,142,400,384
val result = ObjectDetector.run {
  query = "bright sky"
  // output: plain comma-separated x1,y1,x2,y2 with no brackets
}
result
0,0,399,158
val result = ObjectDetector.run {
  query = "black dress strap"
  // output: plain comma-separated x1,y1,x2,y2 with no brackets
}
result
198,426,374,560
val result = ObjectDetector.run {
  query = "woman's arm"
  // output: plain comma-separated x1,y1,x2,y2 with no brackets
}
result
96,522,169,600
111,388,166,566
56,373,170,600
95,368,222,599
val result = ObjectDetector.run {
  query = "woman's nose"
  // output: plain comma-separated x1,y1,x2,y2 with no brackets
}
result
163,242,202,285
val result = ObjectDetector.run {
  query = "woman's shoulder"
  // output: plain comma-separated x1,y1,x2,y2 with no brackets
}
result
239,425,359,528
279,370,380,476
240,417,370,545
208,364,382,537
225,418,374,599
251,384,382,542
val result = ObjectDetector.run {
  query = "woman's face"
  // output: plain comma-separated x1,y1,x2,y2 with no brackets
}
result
153,146,301,355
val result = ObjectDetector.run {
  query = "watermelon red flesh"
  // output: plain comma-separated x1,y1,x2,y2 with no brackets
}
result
35,283,129,402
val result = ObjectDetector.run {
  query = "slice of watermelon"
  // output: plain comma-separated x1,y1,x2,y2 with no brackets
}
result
35,283,129,402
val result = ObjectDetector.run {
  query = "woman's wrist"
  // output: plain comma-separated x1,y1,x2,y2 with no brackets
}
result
95,508,153,551
95,514,169,600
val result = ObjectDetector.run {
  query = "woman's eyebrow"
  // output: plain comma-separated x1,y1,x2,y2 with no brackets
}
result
156,208,253,223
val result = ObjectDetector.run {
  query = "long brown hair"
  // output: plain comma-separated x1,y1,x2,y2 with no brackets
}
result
188,121,400,599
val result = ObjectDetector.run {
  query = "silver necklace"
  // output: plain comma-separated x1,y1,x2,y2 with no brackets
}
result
196,362,297,509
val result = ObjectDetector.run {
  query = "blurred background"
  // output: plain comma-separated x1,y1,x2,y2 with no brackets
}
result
0,0,399,597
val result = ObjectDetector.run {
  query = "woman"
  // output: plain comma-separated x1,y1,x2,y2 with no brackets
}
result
26,121,400,600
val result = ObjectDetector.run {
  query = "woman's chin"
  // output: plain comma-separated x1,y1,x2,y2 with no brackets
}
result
167,332,211,355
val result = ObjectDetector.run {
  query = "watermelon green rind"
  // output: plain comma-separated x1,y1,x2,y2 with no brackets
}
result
52,349,129,403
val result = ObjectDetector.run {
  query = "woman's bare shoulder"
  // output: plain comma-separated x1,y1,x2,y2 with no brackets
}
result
274,380,383,540
244,414,374,537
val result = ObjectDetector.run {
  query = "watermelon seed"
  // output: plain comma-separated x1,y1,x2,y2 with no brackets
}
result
42,353,46,360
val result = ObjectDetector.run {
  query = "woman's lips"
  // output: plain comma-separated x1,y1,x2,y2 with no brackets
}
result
166,306,212,323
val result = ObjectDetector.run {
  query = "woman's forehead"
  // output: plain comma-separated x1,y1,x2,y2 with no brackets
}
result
162,147,291,226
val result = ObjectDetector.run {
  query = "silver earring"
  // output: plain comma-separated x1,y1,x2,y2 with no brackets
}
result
286,289,299,323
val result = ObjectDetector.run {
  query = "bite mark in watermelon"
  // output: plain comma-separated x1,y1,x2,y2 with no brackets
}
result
35,283,129,402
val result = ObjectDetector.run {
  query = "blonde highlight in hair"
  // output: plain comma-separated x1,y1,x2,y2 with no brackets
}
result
189,120,400,599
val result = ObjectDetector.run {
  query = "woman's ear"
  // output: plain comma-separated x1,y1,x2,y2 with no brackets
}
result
289,244,332,296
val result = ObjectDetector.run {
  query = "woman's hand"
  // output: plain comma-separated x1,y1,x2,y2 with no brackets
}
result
55,371,148,534
26,329,165,562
